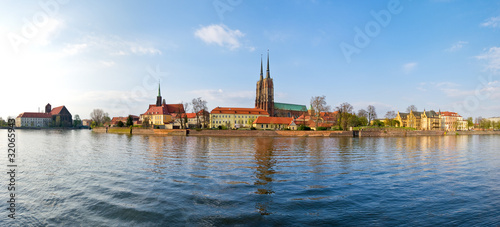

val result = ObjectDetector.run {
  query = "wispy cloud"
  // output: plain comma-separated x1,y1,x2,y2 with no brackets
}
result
402,62,418,74
480,16,500,28
62,35,162,57
446,41,468,52
194,24,245,50
476,47,500,73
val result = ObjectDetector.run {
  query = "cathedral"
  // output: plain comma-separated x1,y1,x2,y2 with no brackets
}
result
255,52,274,116
255,51,307,118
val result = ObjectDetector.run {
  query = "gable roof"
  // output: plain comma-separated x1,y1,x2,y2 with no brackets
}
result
210,107,269,115
143,104,185,115
274,102,307,112
50,106,66,115
253,116,294,125
17,112,52,118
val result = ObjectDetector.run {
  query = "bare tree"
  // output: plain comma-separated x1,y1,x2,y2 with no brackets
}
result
367,105,377,123
310,96,331,128
192,97,208,128
385,111,396,119
406,105,417,113
358,109,368,118
336,102,353,130
90,109,105,126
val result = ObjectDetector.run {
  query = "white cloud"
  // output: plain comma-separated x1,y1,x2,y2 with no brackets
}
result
446,41,468,52
476,47,500,73
194,24,245,50
100,60,115,67
402,62,418,74
61,35,162,57
480,16,500,28
63,43,88,55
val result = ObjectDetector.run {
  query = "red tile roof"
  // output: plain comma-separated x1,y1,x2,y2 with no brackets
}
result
210,107,269,115
186,113,197,118
17,112,52,118
441,111,461,117
143,104,185,115
253,116,294,125
50,106,64,115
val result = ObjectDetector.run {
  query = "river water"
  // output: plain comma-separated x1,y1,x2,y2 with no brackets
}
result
0,129,499,226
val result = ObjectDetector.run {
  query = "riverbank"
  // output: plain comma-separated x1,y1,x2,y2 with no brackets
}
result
91,127,500,137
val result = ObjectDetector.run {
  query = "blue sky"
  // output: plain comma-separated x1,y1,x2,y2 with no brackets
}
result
1,0,499,120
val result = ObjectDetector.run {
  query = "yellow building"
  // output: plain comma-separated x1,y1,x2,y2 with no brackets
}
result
210,107,269,128
395,110,441,130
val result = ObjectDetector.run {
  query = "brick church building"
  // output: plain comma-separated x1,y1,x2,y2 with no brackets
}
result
255,51,307,118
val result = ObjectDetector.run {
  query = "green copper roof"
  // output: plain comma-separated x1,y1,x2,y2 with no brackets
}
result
158,82,161,97
274,102,307,111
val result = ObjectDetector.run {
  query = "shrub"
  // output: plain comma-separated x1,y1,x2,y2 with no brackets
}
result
117,121,124,127
297,125,311,131
316,126,327,131
250,127,256,130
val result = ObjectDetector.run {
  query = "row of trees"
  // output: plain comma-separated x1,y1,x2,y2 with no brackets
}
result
309,96,378,130
309,97,429,130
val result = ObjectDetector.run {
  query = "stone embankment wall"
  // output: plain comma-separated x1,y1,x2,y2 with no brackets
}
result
359,130,445,137
92,127,500,137
92,127,186,136
188,130,353,137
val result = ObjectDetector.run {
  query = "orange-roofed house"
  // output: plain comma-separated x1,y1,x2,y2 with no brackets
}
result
210,107,269,128
253,116,296,130
140,83,185,128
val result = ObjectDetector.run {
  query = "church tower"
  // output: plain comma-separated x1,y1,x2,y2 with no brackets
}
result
156,82,162,106
255,51,274,116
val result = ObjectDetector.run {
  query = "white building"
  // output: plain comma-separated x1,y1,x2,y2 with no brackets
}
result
16,112,52,127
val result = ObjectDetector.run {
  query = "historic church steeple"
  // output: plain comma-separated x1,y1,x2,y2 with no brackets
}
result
260,54,263,81
156,81,162,106
266,50,271,79
255,50,274,116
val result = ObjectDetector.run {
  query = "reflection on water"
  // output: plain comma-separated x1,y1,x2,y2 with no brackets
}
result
0,130,499,226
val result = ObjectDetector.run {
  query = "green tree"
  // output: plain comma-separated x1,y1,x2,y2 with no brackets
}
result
117,121,124,127
466,117,473,130
0,117,7,127
142,117,150,128
126,115,133,127
73,114,82,127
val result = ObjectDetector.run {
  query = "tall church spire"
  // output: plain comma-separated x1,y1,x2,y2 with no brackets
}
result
156,81,162,106
260,54,263,80
266,50,270,79
158,81,161,97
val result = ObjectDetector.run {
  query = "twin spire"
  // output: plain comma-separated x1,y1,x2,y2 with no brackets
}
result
260,50,271,80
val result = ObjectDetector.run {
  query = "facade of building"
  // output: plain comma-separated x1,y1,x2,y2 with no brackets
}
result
395,110,468,131
15,112,52,127
16,103,72,127
210,107,269,128
441,111,468,131
140,83,185,128
253,116,295,130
